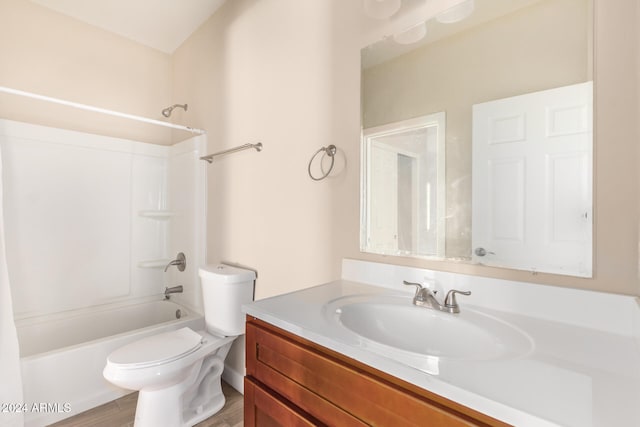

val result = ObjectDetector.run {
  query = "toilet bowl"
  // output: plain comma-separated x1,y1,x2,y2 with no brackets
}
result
103,264,255,427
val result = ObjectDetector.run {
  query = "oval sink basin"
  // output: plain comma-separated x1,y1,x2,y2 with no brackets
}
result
325,295,533,361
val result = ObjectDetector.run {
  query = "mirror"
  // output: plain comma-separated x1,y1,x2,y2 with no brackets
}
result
360,0,593,277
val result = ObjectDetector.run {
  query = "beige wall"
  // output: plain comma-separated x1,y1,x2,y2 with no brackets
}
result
172,0,360,300
171,0,363,377
8,0,634,298
174,0,638,298
0,0,174,144
171,0,639,306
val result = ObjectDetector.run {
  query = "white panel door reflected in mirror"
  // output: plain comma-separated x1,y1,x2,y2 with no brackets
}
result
472,82,593,277
362,112,446,258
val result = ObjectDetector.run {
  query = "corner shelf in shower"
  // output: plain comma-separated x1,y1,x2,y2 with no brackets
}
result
137,259,171,269
138,210,175,219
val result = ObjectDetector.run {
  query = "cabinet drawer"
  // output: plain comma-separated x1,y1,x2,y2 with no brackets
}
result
247,328,367,426
246,318,508,427
245,377,318,427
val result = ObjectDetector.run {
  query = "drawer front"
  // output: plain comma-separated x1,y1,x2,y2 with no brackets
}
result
245,377,318,427
247,325,367,426
247,319,501,427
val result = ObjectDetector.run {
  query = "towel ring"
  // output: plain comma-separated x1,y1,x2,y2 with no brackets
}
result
308,145,337,181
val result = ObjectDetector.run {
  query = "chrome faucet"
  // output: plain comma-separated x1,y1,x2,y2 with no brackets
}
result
403,281,471,314
164,285,183,299
164,252,186,272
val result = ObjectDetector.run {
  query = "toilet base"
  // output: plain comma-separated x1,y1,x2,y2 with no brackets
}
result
133,342,233,427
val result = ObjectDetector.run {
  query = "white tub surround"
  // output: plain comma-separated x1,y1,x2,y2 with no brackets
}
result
1,118,207,319
243,259,640,427
0,118,208,426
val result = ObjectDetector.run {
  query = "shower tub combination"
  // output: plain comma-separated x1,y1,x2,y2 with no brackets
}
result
17,298,204,426
0,117,208,426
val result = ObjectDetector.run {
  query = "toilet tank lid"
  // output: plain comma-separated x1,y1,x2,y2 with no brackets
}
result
198,264,256,283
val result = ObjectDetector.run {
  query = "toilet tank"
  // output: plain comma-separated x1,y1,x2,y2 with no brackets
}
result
198,264,256,336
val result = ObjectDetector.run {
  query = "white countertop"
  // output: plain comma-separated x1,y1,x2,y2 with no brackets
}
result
243,279,640,427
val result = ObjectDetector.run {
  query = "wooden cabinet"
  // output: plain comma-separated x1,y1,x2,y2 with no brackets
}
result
245,317,511,427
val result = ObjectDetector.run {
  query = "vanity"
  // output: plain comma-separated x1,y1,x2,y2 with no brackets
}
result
244,317,506,426
243,260,640,427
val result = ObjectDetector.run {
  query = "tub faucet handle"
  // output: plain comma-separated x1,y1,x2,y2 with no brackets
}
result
164,252,186,272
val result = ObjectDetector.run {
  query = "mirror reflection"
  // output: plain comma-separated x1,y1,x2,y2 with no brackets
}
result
360,0,593,277
363,112,446,258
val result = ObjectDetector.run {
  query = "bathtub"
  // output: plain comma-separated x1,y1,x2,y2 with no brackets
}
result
16,298,205,427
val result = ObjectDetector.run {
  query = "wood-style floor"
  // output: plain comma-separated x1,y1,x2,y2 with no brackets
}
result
50,382,243,427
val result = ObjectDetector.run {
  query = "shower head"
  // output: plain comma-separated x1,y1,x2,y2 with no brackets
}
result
161,103,188,118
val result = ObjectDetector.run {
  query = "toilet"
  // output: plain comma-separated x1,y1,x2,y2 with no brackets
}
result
103,264,255,427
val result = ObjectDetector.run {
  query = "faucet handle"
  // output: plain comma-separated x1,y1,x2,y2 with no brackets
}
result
444,289,471,308
403,280,424,297
403,280,437,299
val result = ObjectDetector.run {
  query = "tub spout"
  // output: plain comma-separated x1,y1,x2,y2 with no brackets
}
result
164,285,183,299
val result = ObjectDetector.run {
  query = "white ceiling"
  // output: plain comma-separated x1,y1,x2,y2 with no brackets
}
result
30,0,227,54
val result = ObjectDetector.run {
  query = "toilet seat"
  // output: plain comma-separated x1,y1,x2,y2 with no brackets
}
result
108,327,204,369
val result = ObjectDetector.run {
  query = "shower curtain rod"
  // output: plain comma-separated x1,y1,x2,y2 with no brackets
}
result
0,86,206,135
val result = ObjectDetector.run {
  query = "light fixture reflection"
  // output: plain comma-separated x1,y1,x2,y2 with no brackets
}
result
393,22,427,45
435,0,475,24
363,0,401,19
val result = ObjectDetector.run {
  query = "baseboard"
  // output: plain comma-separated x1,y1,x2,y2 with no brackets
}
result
222,364,244,395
